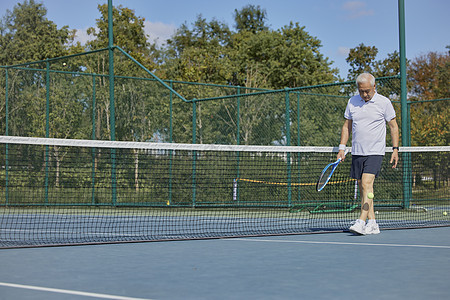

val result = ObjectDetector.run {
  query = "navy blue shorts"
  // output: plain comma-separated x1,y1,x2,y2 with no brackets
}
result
350,155,383,179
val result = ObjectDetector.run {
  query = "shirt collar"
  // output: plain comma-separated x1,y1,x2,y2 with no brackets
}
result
361,92,378,103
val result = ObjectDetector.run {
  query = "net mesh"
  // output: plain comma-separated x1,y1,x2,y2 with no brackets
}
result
0,136,449,248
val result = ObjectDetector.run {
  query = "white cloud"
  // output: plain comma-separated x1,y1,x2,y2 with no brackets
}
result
72,22,176,47
74,28,96,45
144,21,177,47
343,1,364,11
342,1,374,19
337,46,350,57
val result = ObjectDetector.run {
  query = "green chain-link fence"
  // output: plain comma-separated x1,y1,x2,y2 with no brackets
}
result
2,47,447,146
0,47,448,210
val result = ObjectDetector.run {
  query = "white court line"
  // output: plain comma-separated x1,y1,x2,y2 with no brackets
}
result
231,238,450,249
0,282,152,300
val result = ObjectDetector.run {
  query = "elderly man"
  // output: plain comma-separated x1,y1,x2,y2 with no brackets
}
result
337,73,399,235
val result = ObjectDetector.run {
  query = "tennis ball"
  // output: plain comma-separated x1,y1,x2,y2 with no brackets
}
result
166,201,170,206
62,62,67,67
444,211,448,216
367,192,374,199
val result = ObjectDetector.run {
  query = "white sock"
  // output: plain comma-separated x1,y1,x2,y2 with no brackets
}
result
367,219,377,225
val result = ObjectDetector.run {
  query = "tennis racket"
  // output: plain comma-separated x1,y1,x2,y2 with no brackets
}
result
316,149,348,192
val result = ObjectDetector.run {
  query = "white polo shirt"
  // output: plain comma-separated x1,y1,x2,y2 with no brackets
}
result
344,92,396,156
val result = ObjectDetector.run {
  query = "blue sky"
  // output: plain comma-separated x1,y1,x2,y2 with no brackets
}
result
1,0,449,78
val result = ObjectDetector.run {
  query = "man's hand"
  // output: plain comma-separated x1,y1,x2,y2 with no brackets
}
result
390,150,399,168
337,149,346,161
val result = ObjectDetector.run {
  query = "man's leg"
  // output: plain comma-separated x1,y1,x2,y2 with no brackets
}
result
358,173,376,222
349,174,375,235
349,155,382,235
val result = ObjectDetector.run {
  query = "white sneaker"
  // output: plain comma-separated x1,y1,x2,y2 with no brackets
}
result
349,220,365,235
365,223,380,235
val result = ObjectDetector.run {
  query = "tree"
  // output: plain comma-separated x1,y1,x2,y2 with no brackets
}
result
408,50,449,146
0,1,91,187
409,51,449,100
234,5,269,33
346,43,378,80
345,45,403,102
164,16,232,82
83,4,166,142
162,7,338,145
163,16,234,144
0,0,71,65
0,0,79,138
86,4,156,70
346,45,403,79
375,51,401,77
272,22,337,88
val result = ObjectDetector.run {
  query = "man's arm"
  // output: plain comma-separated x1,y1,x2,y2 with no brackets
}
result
388,118,399,168
337,119,352,161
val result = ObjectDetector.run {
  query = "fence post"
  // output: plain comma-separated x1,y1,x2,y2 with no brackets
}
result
297,92,301,202
192,100,197,207
398,0,412,208
108,0,117,206
235,87,241,203
4,68,9,205
44,60,50,205
168,81,174,205
285,89,292,207
91,74,97,205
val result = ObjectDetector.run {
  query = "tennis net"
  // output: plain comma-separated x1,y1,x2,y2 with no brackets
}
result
0,136,449,248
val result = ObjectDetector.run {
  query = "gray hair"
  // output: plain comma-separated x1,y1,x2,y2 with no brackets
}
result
356,73,375,87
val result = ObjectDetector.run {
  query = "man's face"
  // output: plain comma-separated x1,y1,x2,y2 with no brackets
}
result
358,82,376,101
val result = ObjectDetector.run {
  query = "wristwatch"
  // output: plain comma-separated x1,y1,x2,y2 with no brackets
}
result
392,147,399,150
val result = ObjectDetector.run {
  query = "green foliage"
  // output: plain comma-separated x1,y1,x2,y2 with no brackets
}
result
346,44,406,80
228,22,337,89
86,4,157,71
375,51,401,77
164,12,338,89
164,15,232,84
408,51,449,146
0,0,71,65
234,4,269,33
346,43,378,79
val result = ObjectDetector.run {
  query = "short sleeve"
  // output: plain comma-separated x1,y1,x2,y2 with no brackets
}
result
384,101,396,121
344,99,352,120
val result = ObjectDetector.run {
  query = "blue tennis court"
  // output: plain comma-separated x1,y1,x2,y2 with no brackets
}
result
1,226,449,299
